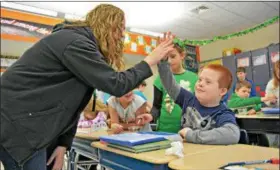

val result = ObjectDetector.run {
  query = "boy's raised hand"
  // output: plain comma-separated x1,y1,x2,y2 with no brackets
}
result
144,32,175,66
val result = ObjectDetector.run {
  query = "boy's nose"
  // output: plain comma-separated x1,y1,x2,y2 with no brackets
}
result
167,58,172,63
198,82,204,87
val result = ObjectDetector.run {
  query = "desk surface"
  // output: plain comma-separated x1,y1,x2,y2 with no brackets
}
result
236,114,279,119
169,144,280,170
75,128,112,140
92,142,224,164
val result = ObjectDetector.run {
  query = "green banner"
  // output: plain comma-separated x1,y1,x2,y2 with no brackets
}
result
174,16,279,46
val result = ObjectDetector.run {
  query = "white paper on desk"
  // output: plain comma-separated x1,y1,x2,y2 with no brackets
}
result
224,166,249,170
165,141,184,158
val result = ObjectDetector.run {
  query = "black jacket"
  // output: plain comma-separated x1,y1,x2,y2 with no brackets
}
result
0,24,152,164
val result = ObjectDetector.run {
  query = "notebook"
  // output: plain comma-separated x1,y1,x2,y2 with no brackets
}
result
100,131,177,147
107,140,171,153
262,107,280,114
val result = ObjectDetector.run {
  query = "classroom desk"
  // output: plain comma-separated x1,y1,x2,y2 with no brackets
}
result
236,113,280,134
75,128,113,140
70,128,112,170
92,142,224,170
168,144,279,170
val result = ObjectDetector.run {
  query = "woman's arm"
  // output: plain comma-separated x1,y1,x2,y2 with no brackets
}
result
62,36,173,97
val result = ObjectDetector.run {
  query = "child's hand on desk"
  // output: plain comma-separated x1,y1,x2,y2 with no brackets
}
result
247,109,256,115
178,127,192,139
261,94,277,103
136,114,153,125
111,123,124,134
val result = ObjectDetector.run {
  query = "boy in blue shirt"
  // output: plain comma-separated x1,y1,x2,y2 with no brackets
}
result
158,61,240,145
222,67,256,103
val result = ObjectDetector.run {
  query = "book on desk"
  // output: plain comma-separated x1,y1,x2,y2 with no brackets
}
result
99,131,179,153
262,107,280,115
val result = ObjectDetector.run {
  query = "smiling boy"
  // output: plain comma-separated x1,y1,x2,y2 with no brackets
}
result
158,61,240,145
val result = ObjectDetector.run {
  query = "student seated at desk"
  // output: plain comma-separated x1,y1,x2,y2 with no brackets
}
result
265,60,279,107
108,91,153,134
228,81,277,115
265,60,279,147
78,98,109,128
158,62,240,145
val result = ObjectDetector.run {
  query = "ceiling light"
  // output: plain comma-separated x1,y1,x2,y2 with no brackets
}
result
190,5,210,15
1,2,58,17
129,28,164,38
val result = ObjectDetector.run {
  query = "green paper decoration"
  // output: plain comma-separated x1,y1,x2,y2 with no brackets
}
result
174,16,279,47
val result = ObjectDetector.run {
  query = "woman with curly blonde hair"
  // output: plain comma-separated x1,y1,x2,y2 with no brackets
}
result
0,4,174,170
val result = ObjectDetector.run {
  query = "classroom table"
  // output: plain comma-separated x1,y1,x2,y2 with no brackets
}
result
92,141,224,170
236,113,280,134
168,144,279,170
75,128,113,140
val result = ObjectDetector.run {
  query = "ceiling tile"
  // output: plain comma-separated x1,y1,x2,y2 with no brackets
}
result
263,2,279,11
221,2,278,23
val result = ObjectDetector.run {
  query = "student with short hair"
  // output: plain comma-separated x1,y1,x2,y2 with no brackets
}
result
158,62,240,145
228,81,276,115
223,67,257,103
152,44,198,133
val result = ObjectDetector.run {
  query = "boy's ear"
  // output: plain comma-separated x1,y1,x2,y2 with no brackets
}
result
220,88,228,96
180,52,186,60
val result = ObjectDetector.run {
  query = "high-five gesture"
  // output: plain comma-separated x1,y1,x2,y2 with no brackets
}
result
144,32,175,66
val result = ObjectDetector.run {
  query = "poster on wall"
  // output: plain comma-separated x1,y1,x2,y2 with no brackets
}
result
253,54,267,66
1,17,53,38
237,57,250,67
271,52,279,63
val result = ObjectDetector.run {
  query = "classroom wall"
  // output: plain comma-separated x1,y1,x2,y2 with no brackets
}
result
1,39,33,56
199,22,280,61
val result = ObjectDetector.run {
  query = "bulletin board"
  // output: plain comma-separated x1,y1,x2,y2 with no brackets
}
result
185,45,200,73
123,32,158,56
1,8,158,56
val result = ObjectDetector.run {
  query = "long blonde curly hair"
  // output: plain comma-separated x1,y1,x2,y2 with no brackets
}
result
66,4,125,70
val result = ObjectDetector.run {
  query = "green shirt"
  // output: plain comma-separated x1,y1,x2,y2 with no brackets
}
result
154,70,198,133
228,93,262,112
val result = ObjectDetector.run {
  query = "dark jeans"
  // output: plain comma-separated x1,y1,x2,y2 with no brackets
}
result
0,145,46,170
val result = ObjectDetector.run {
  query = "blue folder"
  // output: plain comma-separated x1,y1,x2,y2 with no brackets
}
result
262,108,280,114
100,132,177,147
